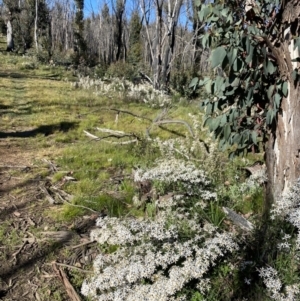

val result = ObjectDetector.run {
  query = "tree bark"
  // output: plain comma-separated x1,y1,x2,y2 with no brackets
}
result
266,17,300,208
34,0,38,51
6,17,14,51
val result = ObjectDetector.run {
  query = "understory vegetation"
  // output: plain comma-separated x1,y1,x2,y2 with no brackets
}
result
0,37,300,301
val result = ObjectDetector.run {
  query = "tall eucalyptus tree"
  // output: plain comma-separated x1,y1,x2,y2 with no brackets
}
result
191,0,300,205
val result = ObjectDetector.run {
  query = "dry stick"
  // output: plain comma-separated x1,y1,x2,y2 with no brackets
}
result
40,185,56,205
52,262,83,301
54,192,98,213
146,119,195,139
12,241,27,258
70,240,97,250
101,108,152,122
83,130,138,145
47,262,92,273
0,165,31,169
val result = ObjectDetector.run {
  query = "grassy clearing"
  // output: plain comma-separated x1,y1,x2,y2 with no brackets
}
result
0,51,207,221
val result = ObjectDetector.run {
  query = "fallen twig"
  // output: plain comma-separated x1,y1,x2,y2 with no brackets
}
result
52,262,83,301
40,185,56,204
47,262,92,273
70,240,97,250
42,159,58,172
223,207,254,231
12,241,27,258
84,130,138,145
83,130,100,140
101,108,152,121
54,191,98,213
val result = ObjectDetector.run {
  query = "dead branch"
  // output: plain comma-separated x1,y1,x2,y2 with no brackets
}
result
83,130,100,140
12,241,27,258
53,190,98,213
139,71,153,85
0,165,32,169
52,262,82,301
100,139,138,145
70,240,97,250
223,207,254,231
42,159,58,172
101,108,152,121
154,120,194,137
84,130,139,145
146,119,194,139
96,127,128,136
47,262,92,273
40,185,56,205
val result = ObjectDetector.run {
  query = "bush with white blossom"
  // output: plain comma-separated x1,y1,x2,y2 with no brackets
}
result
81,142,240,300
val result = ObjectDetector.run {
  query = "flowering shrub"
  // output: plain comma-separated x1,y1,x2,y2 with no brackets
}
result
134,158,216,199
81,135,240,300
81,213,238,301
72,76,171,107
259,266,300,301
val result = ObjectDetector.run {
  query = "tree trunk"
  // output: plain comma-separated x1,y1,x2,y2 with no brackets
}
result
266,24,300,208
34,0,38,51
6,18,14,51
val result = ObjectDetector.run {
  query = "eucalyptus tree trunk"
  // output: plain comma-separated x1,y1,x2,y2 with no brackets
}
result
265,1,300,206
140,0,183,90
114,0,126,61
161,0,183,90
6,17,14,51
34,0,38,51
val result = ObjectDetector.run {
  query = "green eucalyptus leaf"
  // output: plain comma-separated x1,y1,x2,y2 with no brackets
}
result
231,78,240,87
215,76,224,94
224,124,231,140
189,77,198,88
211,116,221,131
274,93,281,109
266,109,275,125
267,85,274,100
282,81,288,97
205,79,212,94
251,131,257,145
206,102,213,115
211,47,227,68
220,114,227,126
233,133,240,144
267,61,276,75
203,116,212,127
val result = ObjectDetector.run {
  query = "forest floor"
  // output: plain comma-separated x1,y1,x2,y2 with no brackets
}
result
0,63,103,301
0,48,196,300
0,137,98,301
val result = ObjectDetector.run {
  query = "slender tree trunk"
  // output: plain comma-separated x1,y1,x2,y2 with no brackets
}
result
6,18,14,51
34,0,39,51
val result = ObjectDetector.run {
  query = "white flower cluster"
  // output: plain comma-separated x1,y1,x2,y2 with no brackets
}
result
259,267,300,301
239,167,267,193
271,178,300,248
134,158,216,200
90,216,178,245
82,214,238,301
72,76,171,107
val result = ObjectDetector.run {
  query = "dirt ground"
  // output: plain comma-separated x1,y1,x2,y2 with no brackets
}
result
0,138,98,301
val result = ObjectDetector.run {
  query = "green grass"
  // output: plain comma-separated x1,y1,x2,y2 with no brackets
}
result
0,50,203,222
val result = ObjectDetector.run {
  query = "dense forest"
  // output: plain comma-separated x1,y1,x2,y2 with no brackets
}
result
0,0,209,93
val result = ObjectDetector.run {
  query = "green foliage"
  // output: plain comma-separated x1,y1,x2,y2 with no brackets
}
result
191,0,300,156
106,61,136,80
127,10,143,67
